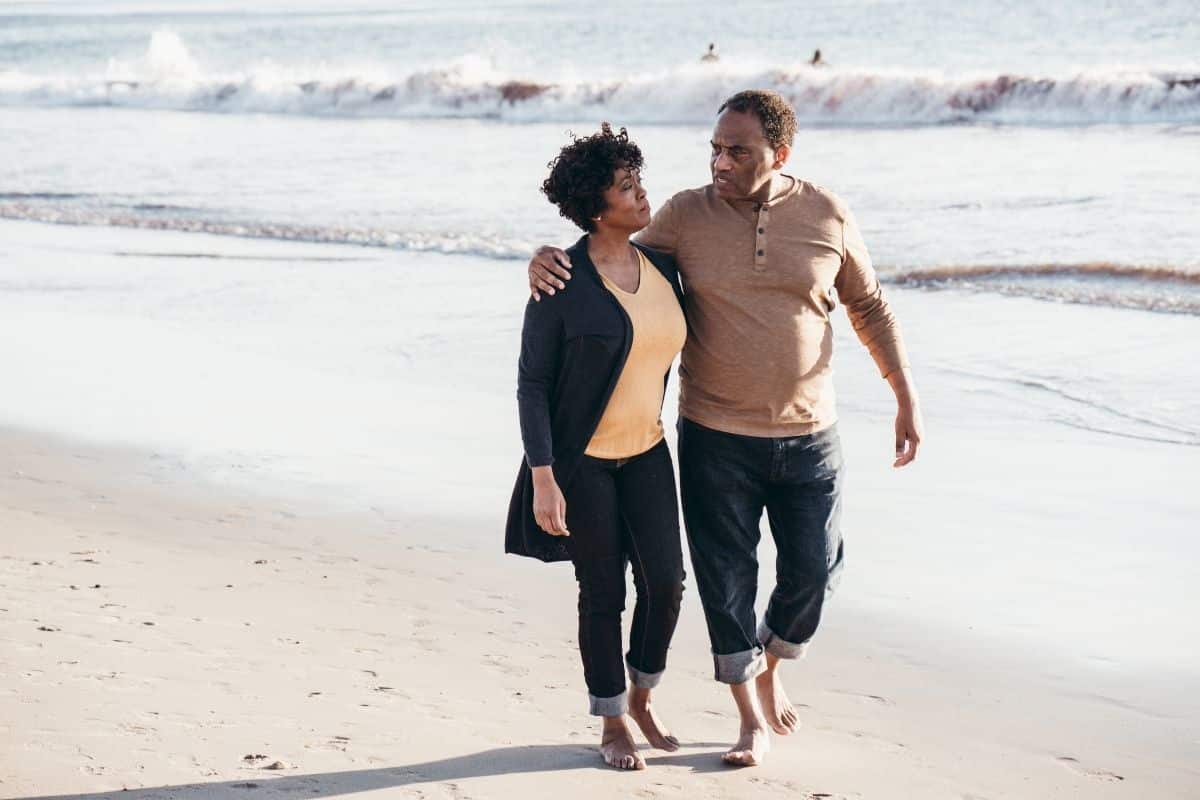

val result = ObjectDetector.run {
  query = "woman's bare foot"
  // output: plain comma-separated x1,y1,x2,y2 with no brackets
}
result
600,716,646,770
722,726,771,767
629,687,680,752
756,658,799,735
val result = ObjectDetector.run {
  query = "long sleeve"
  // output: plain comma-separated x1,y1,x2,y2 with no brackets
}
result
516,295,563,468
833,208,910,379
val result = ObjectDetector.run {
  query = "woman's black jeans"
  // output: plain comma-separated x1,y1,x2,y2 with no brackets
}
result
563,439,685,716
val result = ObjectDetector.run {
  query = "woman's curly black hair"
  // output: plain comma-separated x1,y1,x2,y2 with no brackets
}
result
541,123,644,233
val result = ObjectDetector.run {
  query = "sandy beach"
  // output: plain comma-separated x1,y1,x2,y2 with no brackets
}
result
2,218,1198,798
4,424,1197,800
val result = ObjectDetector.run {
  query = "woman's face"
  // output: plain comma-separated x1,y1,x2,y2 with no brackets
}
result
596,165,650,233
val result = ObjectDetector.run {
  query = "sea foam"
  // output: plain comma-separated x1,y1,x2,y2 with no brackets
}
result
1,33,1197,125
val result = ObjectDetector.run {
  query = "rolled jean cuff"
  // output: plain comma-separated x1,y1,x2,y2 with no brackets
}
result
626,660,665,690
589,690,629,717
758,622,810,660
713,645,766,684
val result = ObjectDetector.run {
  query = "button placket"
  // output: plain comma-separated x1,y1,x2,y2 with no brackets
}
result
754,207,769,271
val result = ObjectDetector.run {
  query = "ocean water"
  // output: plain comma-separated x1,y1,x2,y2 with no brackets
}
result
2,0,1199,312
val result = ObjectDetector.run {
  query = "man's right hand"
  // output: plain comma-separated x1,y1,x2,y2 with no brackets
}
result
529,246,573,301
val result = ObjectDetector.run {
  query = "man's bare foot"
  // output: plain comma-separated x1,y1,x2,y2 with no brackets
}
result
629,688,680,752
600,716,646,770
722,726,771,767
756,664,799,735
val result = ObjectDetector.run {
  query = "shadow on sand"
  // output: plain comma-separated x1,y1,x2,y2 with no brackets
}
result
21,743,735,799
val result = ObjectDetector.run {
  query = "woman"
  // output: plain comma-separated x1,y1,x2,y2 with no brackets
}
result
504,124,688,771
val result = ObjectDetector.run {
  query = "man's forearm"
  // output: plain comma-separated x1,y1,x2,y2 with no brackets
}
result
886,366,918,407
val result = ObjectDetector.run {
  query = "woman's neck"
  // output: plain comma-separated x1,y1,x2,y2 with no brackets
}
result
587,226,633,264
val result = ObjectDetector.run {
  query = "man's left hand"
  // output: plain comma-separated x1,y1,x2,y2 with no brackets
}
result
893,400,923,468
886,368,923,468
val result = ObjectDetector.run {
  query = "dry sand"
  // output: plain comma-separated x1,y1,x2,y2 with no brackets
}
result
3,425,1197,799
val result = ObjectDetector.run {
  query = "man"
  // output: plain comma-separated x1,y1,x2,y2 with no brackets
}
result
528,90,923,766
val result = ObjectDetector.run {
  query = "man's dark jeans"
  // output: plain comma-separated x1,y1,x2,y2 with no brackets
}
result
564,439,685,716
677,417,844,684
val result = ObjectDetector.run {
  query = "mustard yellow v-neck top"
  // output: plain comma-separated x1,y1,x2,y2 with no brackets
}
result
585,250,687,459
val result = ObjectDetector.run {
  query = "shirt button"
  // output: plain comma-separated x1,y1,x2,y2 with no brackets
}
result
757,249,764,257
757,227,764,234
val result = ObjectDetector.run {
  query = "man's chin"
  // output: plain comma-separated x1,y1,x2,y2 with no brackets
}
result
712,179,737,197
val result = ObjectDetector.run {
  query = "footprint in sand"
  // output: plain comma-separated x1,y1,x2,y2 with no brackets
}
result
482,653,528,678
413,635,445,654
847,730,907,754
1055,756,1124,782
750,779,853,799
829,689,892,705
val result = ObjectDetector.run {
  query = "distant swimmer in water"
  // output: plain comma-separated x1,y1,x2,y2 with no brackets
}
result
701,43,719,63
810,49,825,67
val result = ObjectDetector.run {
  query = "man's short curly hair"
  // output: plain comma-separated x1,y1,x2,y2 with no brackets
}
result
541,123,644,233
718,90,797,150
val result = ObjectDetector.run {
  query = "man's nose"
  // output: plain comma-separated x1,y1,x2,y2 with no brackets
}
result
713,151,733,172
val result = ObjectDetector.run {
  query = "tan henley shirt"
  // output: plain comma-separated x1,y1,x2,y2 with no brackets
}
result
633,178,909,437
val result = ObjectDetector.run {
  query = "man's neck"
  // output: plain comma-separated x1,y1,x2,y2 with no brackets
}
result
748,173,793,204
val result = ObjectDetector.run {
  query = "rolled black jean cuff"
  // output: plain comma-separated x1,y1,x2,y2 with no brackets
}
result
588,689,629,717
758,621,811,660
712,645,766,684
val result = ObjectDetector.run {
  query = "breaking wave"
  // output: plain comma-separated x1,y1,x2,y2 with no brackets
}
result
888,263,1200,315
1,32,1197,126
0,200,536,260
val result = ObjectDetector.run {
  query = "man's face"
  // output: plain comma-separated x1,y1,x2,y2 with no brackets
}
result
710,109,788,201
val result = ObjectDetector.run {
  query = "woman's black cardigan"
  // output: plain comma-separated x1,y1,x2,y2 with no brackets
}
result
505,235,686,563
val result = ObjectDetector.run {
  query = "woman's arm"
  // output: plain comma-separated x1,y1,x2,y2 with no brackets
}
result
516,296,570,536
516,295,562,469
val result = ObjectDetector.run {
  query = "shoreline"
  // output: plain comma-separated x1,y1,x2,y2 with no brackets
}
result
1,213,1198,318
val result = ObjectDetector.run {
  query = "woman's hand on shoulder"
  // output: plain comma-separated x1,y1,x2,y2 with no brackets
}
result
531,465,570,536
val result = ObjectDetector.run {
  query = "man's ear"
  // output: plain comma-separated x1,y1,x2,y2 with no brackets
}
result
772,143,792,171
